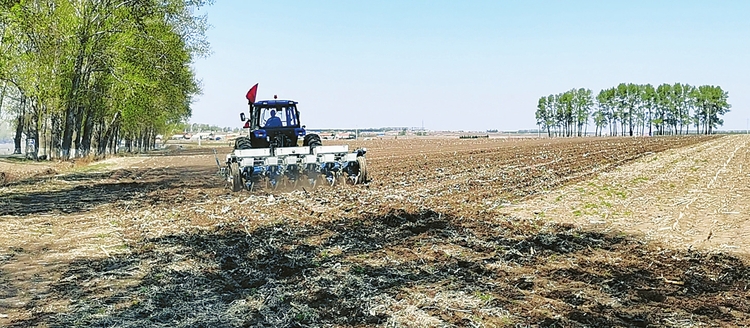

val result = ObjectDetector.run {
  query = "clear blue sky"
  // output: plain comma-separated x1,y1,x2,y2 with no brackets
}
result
190,1,750,131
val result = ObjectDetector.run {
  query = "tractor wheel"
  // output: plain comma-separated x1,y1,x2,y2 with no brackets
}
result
303,134,322,147
234,136,252,150
356,156,368,184
230,162,243,192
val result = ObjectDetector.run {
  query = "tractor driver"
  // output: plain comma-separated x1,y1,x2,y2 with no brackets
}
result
265,109,283,128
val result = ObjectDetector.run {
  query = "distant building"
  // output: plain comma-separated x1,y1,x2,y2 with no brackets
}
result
335,132,355,140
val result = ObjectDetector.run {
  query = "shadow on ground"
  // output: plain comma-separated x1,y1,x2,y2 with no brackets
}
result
0,166,221,216
5,210,749,327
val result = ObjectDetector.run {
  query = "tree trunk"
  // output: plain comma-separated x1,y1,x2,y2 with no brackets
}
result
61,100,77,159
0,83,6,118
73,105,86,157
62,97,79,159
94,118,105,154
50,113,62,159
628,108,633,136
42,111,48,158
28,102,41,159
135,132,141,152
61,44,88,160
80,106,96,157
124,137,130,153
101,112,120,156
28,125,39,160
110,126,120,154
13,115,23,155
13,97,26,154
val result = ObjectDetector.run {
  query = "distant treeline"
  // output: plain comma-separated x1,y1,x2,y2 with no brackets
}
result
536,83,731,137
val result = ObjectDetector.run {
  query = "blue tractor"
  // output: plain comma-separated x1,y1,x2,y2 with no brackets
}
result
223,98,368,191
235,99,321,149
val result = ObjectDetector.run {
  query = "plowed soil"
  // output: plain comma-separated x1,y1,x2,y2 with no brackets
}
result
514,135,750,255
1,135,749,327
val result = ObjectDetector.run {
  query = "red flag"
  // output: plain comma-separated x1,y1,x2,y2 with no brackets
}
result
245,83,258,104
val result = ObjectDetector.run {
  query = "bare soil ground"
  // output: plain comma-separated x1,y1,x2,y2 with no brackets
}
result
0,157,66,185
513,135,750,255
1,135,748,327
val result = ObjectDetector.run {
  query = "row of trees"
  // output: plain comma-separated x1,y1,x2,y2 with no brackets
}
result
0,0,210,159
536,83,731,137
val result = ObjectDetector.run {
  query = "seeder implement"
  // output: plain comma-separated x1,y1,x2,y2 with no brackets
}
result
223,145,368,191
219,85,369,192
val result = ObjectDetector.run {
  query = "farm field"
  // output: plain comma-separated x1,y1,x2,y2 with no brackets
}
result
514,135,750,255
1,135,749,327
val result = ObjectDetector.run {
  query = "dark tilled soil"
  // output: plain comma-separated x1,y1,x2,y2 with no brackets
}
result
6,210,749,327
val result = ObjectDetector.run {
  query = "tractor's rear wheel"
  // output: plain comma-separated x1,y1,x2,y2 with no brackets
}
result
303,134,322,147
234,136,252,150
230,162,242,192
356,156,368,184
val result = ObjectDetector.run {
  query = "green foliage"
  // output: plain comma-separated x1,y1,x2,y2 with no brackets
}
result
534,88,593,137
0,0,211,158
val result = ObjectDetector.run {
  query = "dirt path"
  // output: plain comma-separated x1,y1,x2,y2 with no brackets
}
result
0,158,66,184
513,134,750,256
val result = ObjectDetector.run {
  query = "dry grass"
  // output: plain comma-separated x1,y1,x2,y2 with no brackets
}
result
515,135,750,257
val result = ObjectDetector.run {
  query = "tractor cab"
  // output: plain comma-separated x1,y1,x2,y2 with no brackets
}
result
240,99,306,148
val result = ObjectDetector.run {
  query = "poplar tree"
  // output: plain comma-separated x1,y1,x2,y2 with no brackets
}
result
0,0,211,159
537,83,731,137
